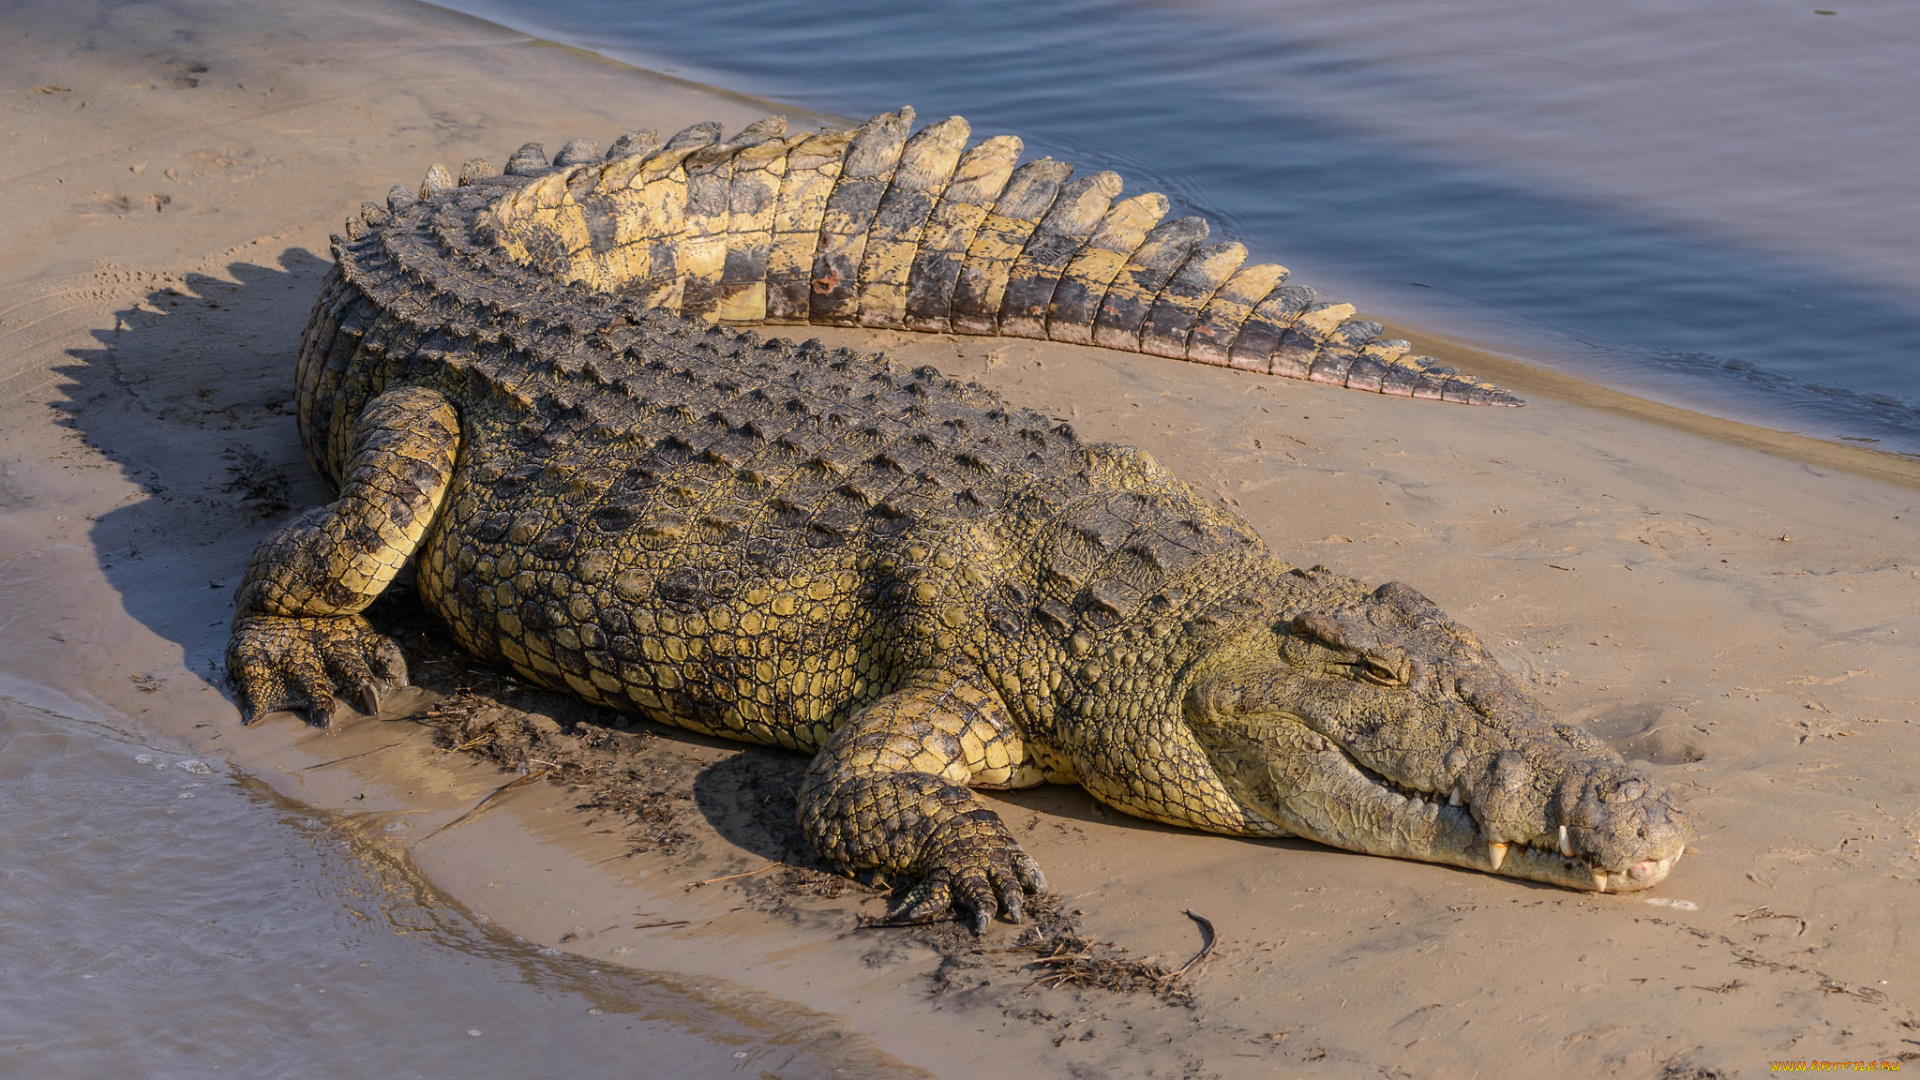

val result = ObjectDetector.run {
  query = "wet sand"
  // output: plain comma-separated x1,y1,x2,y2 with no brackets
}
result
4,0,1919,1075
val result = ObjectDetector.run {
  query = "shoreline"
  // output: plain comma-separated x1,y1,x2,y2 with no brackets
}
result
5,0,1920,1075
1390,328,1920,490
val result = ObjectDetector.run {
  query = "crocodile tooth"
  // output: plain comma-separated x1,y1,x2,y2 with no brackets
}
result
1487,841,1509,871
1449,785,1464,807
1590,869,1609,892
1558,824,1573,858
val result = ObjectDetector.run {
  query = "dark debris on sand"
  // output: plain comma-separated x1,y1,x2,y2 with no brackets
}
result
221,444,293,520
862,896,1212,1007
419,687,697,854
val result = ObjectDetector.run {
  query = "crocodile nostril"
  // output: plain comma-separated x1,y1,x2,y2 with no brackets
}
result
1602,778,1646,804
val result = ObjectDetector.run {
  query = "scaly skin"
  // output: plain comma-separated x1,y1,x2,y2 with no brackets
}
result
227,110,1685,931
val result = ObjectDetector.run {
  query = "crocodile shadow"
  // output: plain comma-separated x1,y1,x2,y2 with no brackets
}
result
56,250,338,699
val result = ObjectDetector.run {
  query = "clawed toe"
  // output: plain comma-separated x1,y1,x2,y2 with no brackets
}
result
889,816,1049,933
356,678,382,716
226,614,409,729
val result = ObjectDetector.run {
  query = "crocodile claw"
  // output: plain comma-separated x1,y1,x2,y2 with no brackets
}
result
357,678,383,717
894,814,1048,933
227,613,408,728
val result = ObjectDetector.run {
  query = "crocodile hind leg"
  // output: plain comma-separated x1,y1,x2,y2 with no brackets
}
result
798,669,1051,932
226,386,460,727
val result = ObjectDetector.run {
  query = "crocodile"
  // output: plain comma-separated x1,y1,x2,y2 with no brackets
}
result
227,109,1685,930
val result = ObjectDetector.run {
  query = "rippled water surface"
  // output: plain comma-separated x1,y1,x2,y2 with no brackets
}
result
437,0,1920,451
0,692,913,1079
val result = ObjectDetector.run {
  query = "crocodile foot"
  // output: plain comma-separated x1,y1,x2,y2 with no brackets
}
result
893,808,1049,933
226,613,409,727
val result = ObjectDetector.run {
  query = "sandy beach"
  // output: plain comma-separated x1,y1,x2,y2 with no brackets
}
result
5,0,1920,1075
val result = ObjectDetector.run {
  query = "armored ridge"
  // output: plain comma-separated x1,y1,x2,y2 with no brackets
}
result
227,110,1687,934
374,107,1518,406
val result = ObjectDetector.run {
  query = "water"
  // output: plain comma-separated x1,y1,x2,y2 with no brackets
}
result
0,691,918,1079
434,0,1920,452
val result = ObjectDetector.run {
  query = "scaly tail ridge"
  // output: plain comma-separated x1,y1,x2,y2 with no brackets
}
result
857,115,972,330
767,129,857,322
1141,241,1246,359
445,109,1521,405
951,157,1073,335
1047,192,1169,346
812,107,914,324
903,134,1022,332
713,131,802,323
999,171,1123,339
1094,216,1209,351
681,117,788,318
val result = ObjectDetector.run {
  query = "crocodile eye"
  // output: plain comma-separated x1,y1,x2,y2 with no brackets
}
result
1358,658,1403,686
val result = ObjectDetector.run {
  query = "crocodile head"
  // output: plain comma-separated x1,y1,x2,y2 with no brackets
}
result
1183,579,1687,891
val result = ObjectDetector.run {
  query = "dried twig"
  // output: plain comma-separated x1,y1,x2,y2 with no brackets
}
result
1734,905,1808,937
303,740,406,770
435,733,496,755
1016,909,1217,1005
419,769,548,840
854,914,961,930
1174,909,1217,977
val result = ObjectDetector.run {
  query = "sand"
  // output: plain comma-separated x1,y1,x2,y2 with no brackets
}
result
4,0,1918,1075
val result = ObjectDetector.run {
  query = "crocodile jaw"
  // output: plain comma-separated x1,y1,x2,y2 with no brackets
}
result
1176,578,1689,891
1188,710,1687,892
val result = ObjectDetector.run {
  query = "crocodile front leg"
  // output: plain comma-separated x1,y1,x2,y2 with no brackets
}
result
226,386,460,726
798,669,1050,932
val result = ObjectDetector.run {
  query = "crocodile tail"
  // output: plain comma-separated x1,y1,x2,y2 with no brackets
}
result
1046,192,1169,345
679,115,789,319
810,107,915,325
443,109,1523,406
850,115,971,330
902,134,1022,333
